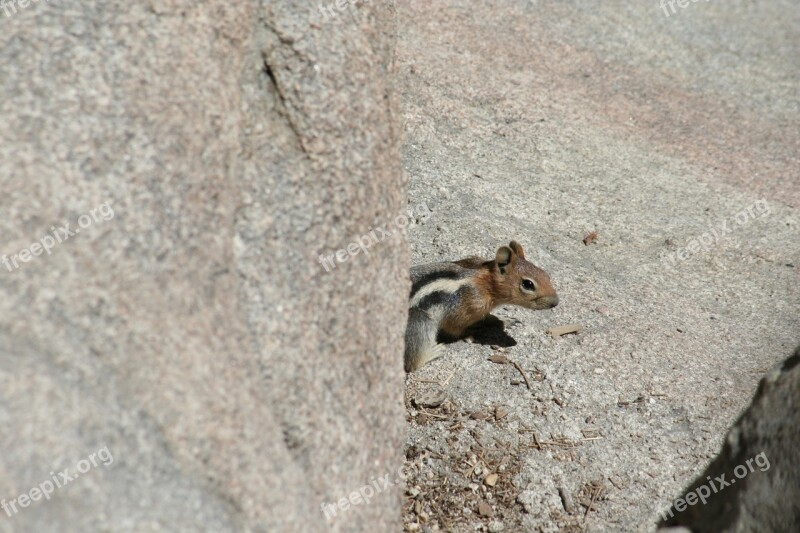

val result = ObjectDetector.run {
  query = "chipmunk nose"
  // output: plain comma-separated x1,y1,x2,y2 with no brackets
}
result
540,295,559,308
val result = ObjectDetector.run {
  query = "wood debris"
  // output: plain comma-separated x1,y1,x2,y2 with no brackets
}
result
547,324,582,338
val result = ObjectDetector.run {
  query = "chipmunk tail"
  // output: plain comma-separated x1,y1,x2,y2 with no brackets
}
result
404,307,443,372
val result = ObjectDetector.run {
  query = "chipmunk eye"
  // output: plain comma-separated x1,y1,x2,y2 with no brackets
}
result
521,279,536,292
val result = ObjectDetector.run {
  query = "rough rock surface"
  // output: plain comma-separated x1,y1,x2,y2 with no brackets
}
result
659,347,800,532
0,1,406,532
2,1,798,531
398,1,799,531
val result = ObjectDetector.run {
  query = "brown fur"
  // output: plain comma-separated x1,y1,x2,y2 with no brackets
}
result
405,241,558,372
444,241,558,336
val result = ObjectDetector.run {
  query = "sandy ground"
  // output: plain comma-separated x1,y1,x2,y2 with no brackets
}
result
397,1,799,531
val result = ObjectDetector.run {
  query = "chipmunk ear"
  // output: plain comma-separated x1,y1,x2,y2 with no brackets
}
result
496,245,514,272
509,241,525,259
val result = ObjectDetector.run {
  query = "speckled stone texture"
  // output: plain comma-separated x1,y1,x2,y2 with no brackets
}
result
659,347,800,532
397,1,798,531
0,1,406,531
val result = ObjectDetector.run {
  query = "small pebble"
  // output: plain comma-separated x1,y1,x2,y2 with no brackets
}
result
414,389,447,408
558,487,574,514
489,521,505,533
478,501,494,517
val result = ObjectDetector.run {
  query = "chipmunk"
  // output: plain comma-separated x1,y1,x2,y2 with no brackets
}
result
404,241,558,372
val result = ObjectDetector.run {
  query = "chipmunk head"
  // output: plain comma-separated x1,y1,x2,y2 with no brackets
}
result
493,241,559,310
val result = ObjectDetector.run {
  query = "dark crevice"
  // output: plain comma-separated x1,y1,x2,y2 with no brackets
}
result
261,54,307,153
262,60,278,93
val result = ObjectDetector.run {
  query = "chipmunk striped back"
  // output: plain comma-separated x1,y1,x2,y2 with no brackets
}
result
404,242,558,371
